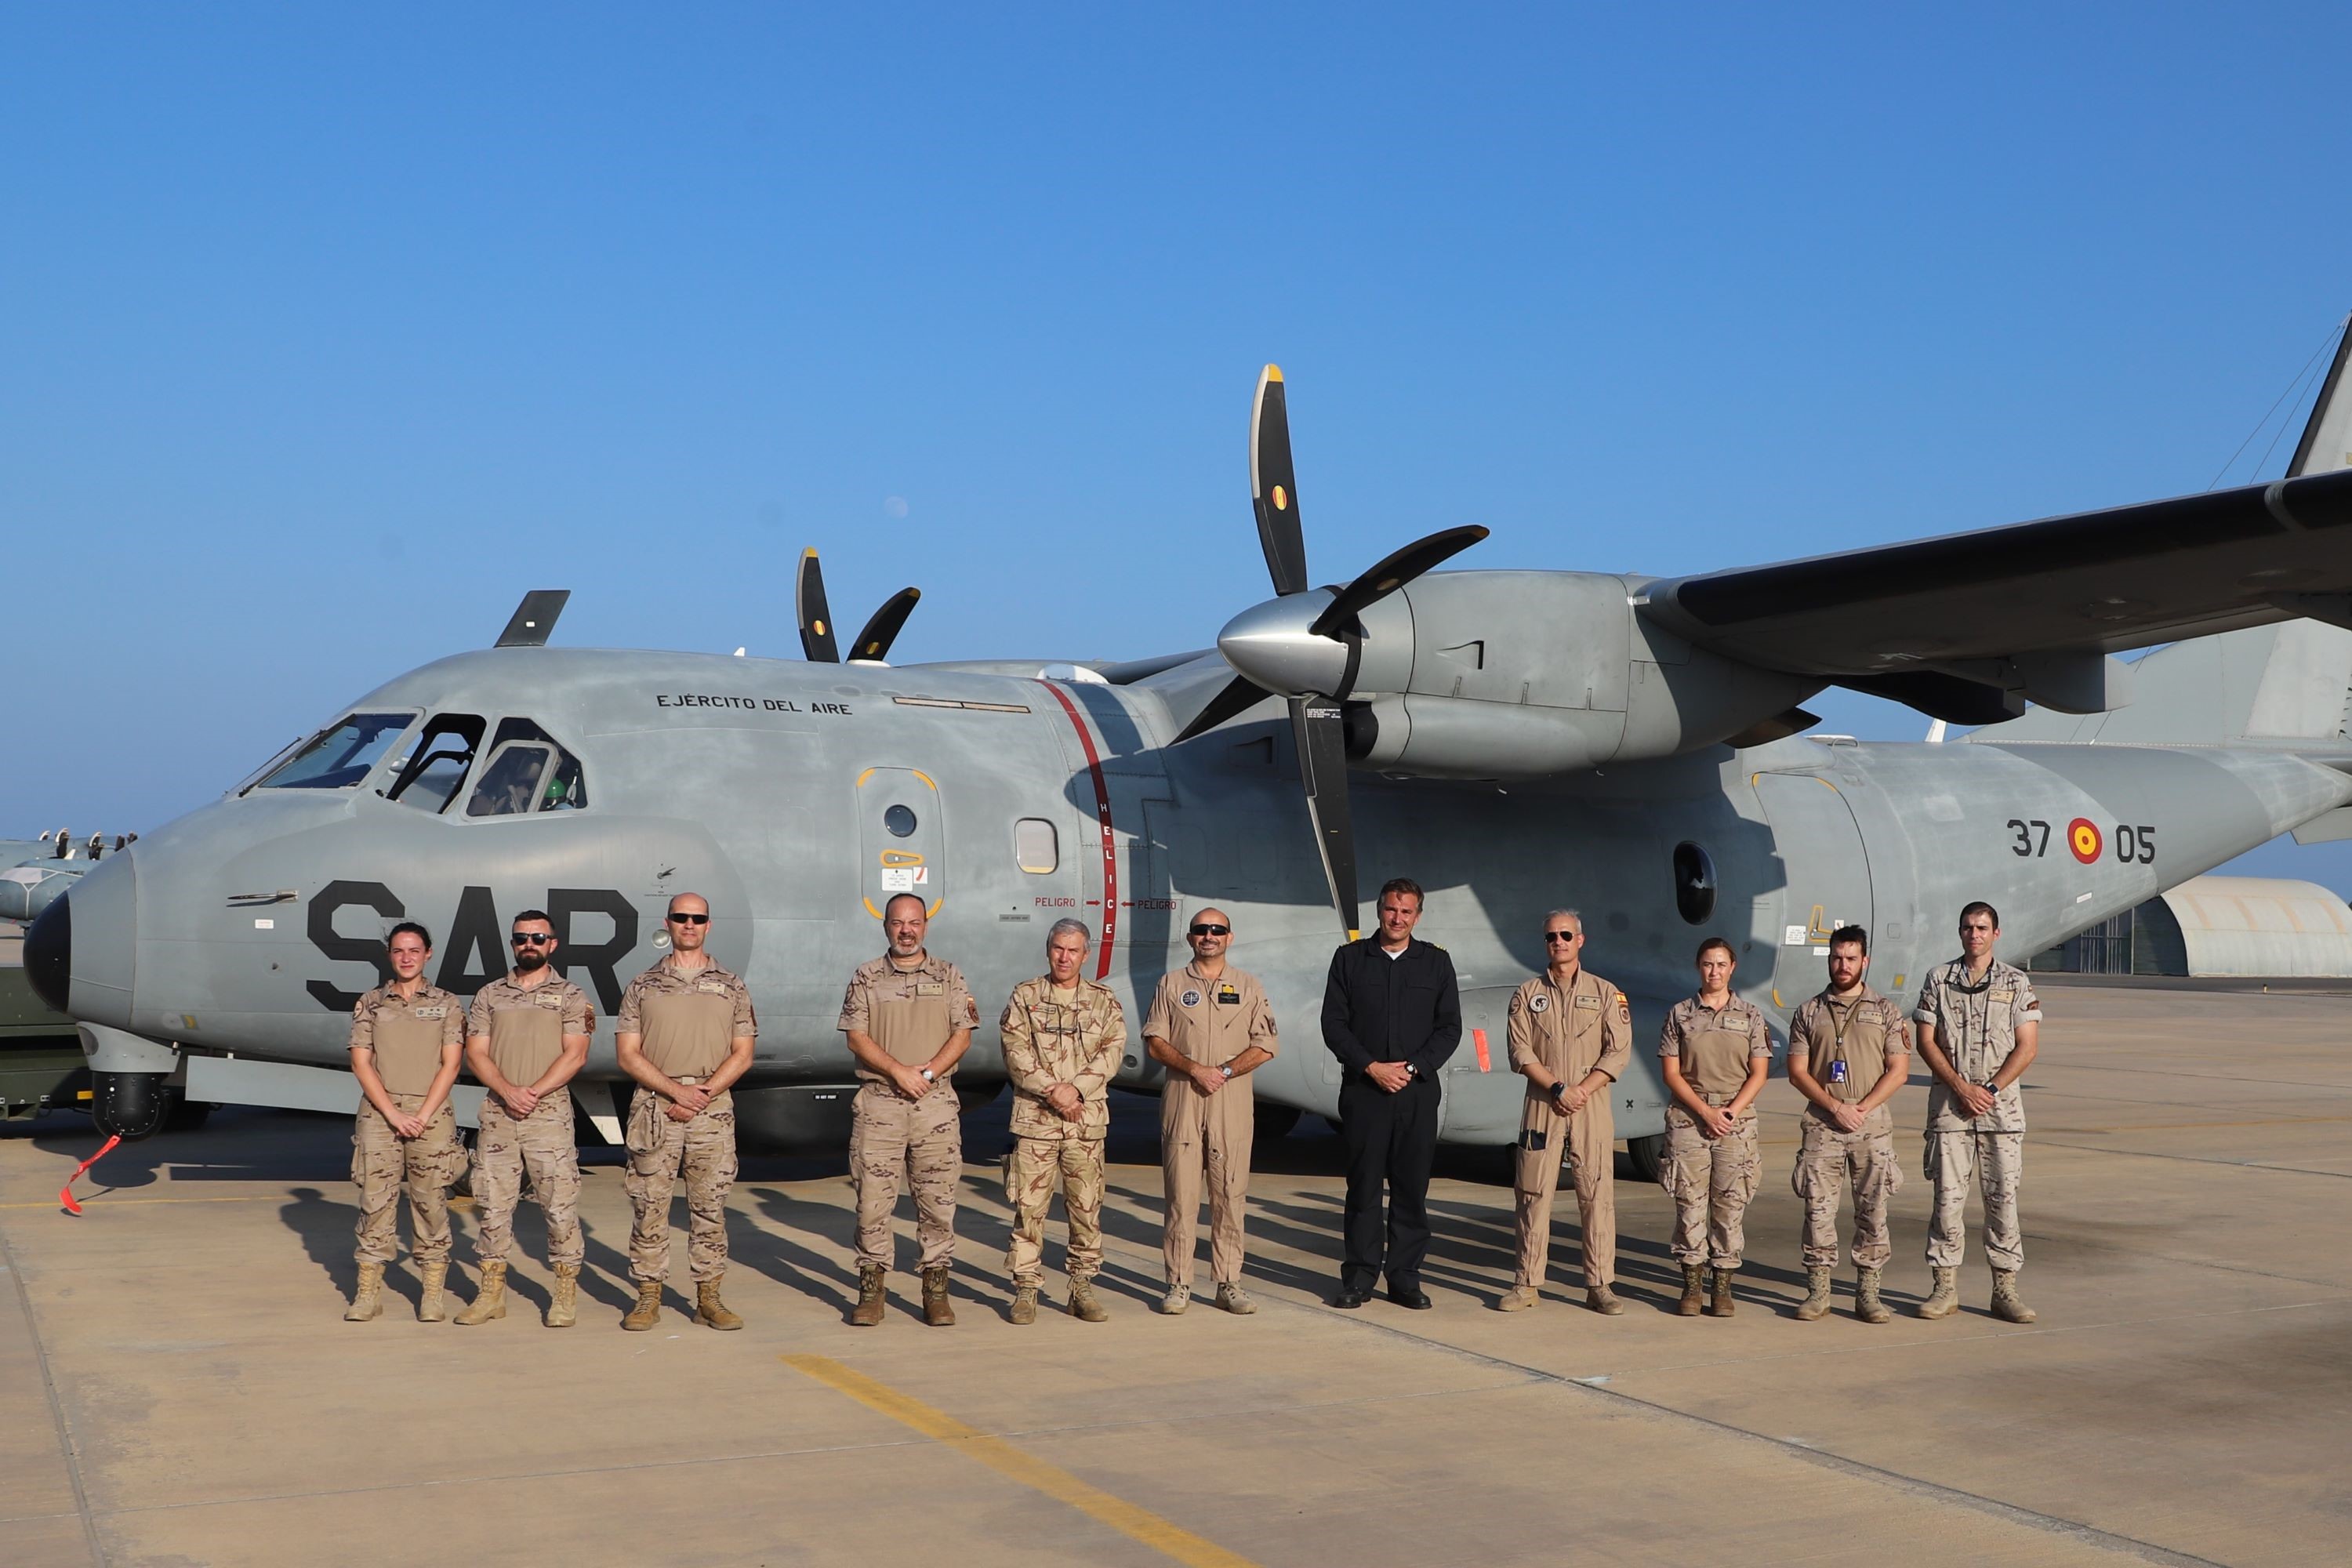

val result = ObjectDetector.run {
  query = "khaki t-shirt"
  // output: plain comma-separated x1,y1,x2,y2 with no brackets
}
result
1659,993,1773,1103
349,983,463,1097
837,952,979,1083
617,956,756,1078
468,973,595,1087
1788,985,1907,1109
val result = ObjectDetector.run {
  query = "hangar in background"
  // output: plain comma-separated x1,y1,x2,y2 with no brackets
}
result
2032,874,2352,978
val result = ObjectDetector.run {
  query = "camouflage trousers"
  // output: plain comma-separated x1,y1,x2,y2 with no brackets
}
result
1005,1134,1104,1287
1510,1099,1617,1290
1161,1076,1253,1289
351,1095,463,1265
623,1083,738,1283
1662,1107,1762,1269
850,1080,962,1273
1925,1127,2024,1272
1793,1107,1900,1270
474,1093,583,1268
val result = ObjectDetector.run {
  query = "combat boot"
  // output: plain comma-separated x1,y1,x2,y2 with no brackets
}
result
1991,1269,2038,1324
1855,1265,1892,1324
1675,1264,1706,1316
1707,1268,1737,1318
1009,1284,1039,1325
544,1262,579,1328
1067,1278,1109,1323
1917,1265,1958,1319
1214,1283,1257,1316
453,1260,507,1325
343,1261,384,1322
1496,1284,1537,1312
849,1265,887,1327
1160,1283,1191,1316
1585,1286,1624,1316
1795,1265,1833,1321
621,1279,662,1332
695,1276,743,1331
921,1266,955,1327
416,1261,448,1323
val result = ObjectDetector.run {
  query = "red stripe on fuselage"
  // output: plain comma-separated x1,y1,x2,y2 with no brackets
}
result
1039,681,1118,978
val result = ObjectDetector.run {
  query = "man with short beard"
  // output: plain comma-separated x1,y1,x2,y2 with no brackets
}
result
456,910,594,1327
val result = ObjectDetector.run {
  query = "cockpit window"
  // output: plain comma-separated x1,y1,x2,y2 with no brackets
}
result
386,713,487,814
254,712,416,790
462,721,589,818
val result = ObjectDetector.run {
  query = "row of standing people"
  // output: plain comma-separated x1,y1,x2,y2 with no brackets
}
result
338,884,2041,1328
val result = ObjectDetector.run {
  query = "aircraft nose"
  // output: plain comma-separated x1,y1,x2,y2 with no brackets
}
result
24,892,69,1014
25,853,137,1027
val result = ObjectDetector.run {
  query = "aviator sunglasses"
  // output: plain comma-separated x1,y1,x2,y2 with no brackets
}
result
1188,924,1230,937
1544,930,1581,943
668,912,710,924
510,932,556,946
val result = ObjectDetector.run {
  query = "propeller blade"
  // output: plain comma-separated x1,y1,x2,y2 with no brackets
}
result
1307,524,1490,640
1250,365,1312,597
848,587,921,662
1172,673,1272,744
1291,696,1361,939
796,548,840,662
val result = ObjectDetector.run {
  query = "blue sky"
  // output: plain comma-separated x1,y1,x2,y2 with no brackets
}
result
5,6,2349,891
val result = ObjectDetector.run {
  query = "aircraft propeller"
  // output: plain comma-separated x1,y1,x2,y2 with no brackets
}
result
1173,365,1489,938
796,548,923,664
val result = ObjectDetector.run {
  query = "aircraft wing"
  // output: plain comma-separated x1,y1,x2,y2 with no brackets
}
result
1637,464,2352,722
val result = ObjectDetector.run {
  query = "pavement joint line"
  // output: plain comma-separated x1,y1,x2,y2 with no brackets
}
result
0,1212,107,1566
2033,1141,2352,1178
782,1353,1261,1568
1279,1289,2231,1567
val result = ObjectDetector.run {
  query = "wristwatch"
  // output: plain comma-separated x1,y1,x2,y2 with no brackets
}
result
920,1068,936,1083
1219,1063,1234,1080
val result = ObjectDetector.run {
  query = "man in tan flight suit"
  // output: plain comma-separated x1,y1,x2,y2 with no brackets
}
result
456,909,594,1327
1658,936,1773,1317
1499,909,1632,1316
1142,906,1276,1316
1785,924,1908,1324
615,892,757,1332
1000,919,1126,1324
838,892,977,1328
343,920,466,1323
1914,900,2042,1323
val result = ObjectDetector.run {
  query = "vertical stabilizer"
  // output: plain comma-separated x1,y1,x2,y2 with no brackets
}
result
2288,312,2352,477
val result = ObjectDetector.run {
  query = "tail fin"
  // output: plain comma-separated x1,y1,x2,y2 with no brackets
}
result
1973,619,2352,752
2288,311,2352,477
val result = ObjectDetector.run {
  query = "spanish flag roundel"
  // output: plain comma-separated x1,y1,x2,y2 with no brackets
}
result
2067,818,2103,864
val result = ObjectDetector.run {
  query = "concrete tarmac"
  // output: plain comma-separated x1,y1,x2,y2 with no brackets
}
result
2,982,2345,1567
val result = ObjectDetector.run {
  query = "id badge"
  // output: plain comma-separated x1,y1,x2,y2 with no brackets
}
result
1828,1060,1849,1085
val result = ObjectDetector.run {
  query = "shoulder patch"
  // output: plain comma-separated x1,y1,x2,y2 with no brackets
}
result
1530,993,1550,1013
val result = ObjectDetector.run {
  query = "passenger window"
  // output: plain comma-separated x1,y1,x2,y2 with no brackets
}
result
255,712,416,790
387,714,486,814
1014,818,1058,873
462,719,590,817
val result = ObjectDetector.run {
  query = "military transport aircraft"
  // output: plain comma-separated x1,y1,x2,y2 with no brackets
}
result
25,326,2352,1175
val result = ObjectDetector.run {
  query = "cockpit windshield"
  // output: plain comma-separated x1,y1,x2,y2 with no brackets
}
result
253,712,416,790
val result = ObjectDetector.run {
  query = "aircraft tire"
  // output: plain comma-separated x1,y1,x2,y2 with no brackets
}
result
1253,1104,1303,1145
164,1094,214,1133
1622,1133,1664,1182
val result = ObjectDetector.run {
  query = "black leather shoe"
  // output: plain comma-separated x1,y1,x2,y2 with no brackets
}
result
1332,1287,1370,1309
1387,1286,1434,1310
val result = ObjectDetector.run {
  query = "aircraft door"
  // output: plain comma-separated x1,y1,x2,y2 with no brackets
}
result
857,768,946,924
1752,772,1874,1011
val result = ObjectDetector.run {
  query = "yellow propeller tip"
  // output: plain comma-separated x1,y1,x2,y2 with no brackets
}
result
801,546,818,559
1263,364,1283,383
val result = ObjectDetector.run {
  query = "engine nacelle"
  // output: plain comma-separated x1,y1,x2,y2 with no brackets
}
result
1332,571,1820,779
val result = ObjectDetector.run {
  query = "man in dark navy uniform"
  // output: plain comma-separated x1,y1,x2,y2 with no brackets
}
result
1321,877,1463,1309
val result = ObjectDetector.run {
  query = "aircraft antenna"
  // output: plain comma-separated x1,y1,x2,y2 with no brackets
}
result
2205,314,2347,490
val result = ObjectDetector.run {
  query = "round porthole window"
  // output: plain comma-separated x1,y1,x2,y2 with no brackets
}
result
1672,841,1716,926
883,804,918,838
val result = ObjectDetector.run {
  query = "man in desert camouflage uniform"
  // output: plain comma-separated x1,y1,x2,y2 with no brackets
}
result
838,893,977,1328
615,892,757,1333
1658,937,1773,1318
1785,925,1909,1324
1000,919,1126,1325
1499,909,1632,1316
456,909,594,1328
343,920,466,1323
1914,901,2042,1324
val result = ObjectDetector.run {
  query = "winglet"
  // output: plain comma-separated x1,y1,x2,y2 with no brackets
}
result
495,590,570,648
2288,310,2352,477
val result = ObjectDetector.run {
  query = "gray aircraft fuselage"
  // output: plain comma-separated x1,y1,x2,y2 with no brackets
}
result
45,638,2352,1149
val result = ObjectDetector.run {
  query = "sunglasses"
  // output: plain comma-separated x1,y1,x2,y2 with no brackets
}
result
1188,924,1230,937
667,912,710,925
1544,931,1581,943
510,932,556,946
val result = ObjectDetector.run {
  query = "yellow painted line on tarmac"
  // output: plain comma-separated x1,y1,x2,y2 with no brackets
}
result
0,1193,284,1210
782,1354,1258,1568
